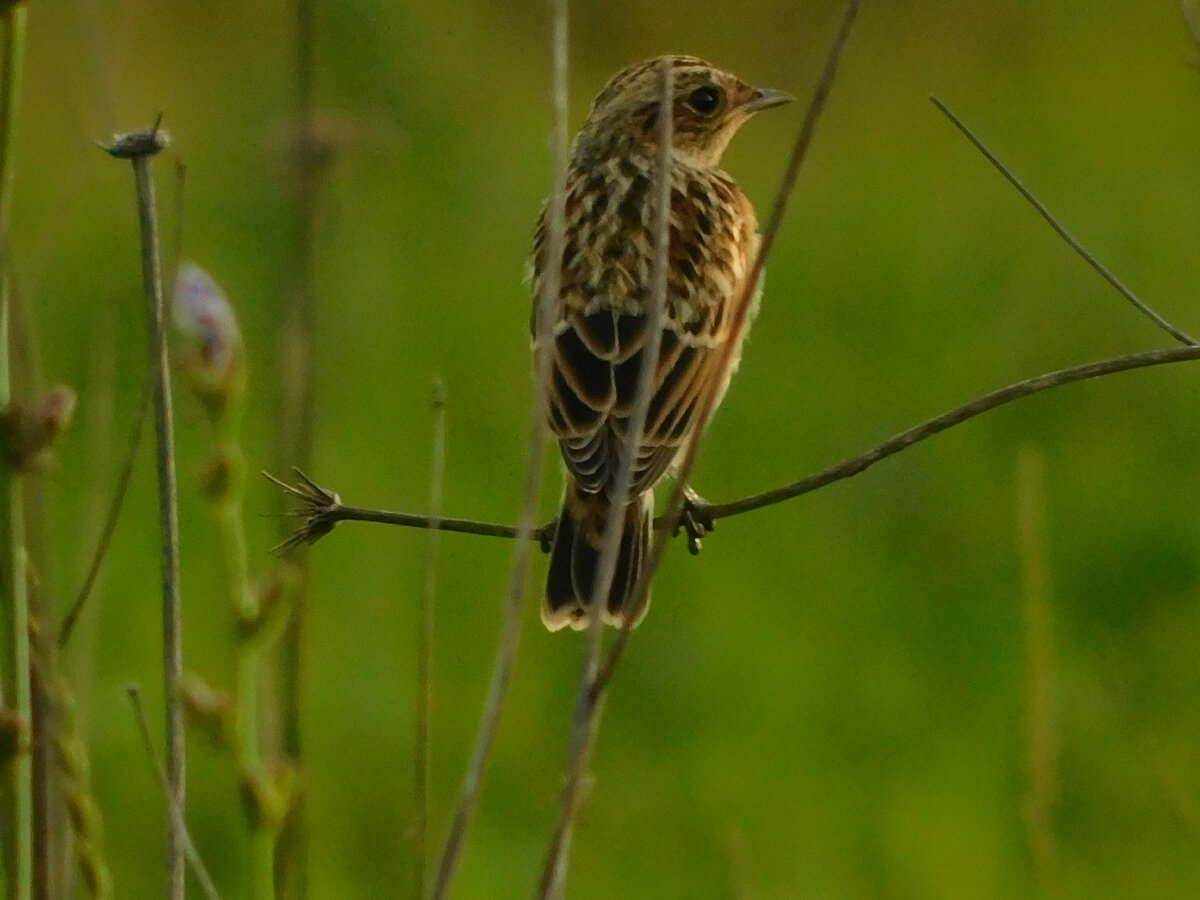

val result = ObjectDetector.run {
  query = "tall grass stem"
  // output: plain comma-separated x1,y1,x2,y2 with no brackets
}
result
428,1,569,895
414,382,446,899
0,5,31,897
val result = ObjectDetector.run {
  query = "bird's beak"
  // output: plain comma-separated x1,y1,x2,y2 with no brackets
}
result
741,87,794,113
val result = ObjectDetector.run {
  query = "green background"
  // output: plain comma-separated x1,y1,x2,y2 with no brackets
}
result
14,0,1200,896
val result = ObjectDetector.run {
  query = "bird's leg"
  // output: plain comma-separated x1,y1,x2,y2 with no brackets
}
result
677,485,716,556
539,517,558,554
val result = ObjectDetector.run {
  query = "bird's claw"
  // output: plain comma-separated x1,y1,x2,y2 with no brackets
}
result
538,518,557,554
677,493,715,556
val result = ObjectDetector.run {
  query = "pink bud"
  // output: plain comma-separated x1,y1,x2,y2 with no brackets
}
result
173,262,243,384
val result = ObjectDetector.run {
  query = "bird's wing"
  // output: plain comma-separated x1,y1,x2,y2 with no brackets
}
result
533,170,759,498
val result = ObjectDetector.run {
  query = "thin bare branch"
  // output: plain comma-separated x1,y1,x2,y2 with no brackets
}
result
275,0,325,890
267,346,1200,555
0,6,31,895
704,345,1200,521
594,0,862,700
537,57,675,900
413,381,446,900
930,95,1197,348
428,1,569,896
125,685,222,900
106,120,187,900
261,469,540,550
59,355,153,646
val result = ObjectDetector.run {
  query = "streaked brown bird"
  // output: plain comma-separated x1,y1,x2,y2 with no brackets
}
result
531,55,791,631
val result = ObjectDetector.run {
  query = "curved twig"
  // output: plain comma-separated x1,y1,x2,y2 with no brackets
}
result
930,95,1198,348
537,56,676,900
428,1,571,897
267,344,1200,549
705,344,1200,519
59,352,153,646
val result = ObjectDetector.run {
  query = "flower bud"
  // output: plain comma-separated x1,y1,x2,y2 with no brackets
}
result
172,262,245,417
1,386,77,470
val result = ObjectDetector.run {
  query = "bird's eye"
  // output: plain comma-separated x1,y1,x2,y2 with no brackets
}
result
687,85,722,115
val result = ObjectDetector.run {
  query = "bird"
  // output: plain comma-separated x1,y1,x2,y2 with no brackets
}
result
530,55,792,631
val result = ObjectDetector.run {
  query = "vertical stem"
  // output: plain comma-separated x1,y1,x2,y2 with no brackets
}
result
414,382,446,899
276,0,318,892
0,4,30,898
132,149,185,900
592,0,861,705
538,57,673,900
215,477,275,900
126,685,222,900
428,1,568,895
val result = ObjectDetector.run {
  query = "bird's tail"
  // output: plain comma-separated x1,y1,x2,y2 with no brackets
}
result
543,484,652,631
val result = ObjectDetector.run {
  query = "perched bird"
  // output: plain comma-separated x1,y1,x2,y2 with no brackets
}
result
531,55,791,631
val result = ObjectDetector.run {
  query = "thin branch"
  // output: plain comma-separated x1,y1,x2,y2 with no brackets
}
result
593,0,861,701
30,620,113,898
267,346,1200,552
413,381,446,900
0,5,31,897
59,353,153,646
537,57,674,900
105,120,185,900
125,685,222,900
930,95,1198,348
428,0,569,895
276,0,325,892
703,345,1200,520
261,469,536,550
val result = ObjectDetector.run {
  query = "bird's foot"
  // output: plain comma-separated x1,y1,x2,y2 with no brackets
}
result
538,518,557,554
676,487,715,556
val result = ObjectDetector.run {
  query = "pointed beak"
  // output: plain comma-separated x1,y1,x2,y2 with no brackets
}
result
741,87,794,113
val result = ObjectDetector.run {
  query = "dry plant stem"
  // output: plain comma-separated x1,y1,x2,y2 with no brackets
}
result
7,224,54,899
265,479,530,545
594,0,861,703
58,356,152,646
29,622,113,898
122,137,187,900
217,474,274,898
537,58,673,900
1017,449,1057,877
272,347,1200,556
429,2,569,896
703,345,1200,521
930,95,1198,348
126,685,222,900
324,506,522,541
28,656,50,900
275,1,860,562
414,383,446,900
0,5,30,898
277,0,319,893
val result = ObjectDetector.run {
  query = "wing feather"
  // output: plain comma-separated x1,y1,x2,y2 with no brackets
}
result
534,165,759,499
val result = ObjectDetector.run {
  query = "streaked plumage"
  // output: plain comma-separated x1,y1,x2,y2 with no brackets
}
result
531,55,791,631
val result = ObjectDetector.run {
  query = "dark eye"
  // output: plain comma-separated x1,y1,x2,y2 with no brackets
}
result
687,85,722,115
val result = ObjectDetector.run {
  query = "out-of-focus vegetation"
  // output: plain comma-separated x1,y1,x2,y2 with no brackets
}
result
11,1,1200,896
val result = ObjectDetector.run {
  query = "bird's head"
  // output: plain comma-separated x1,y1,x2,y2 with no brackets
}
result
575,55,793,169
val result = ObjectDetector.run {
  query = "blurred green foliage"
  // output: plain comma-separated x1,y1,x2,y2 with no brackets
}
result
10,0,1200,896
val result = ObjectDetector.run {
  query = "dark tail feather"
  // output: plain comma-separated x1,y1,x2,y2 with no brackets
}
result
543,486,652,632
